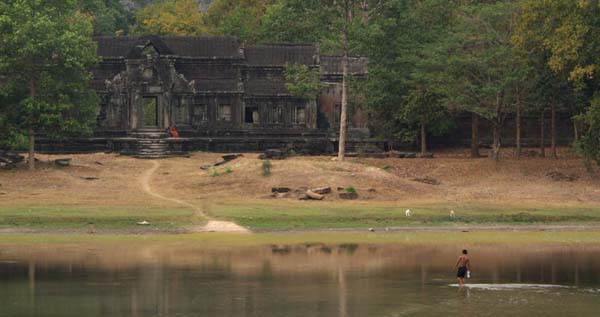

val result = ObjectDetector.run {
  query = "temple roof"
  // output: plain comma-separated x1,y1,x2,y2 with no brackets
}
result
94,36,319,66
94,36,243,58
244,44,318,66
320,56,369,75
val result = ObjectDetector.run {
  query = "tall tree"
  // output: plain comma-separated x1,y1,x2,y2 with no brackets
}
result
260,0,339,50
131,0,206,36
358,0,455,155
437,1,527,160
203,0,276,43
79,0,133,36
0,0,99,170
515,0,600,160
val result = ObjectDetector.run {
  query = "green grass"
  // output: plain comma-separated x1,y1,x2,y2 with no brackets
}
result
0,205,206,230
2,201,600,232
207,201,600,230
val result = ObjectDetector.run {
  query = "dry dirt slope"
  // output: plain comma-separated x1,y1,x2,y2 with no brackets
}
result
1,149,599,209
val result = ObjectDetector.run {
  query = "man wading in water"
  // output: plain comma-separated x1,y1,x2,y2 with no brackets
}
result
454,249,471,287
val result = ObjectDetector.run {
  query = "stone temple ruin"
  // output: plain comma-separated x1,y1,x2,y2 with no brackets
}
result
68,35,371,158
33,35,575,157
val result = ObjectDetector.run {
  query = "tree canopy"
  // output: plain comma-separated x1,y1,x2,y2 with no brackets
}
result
0,0,99,169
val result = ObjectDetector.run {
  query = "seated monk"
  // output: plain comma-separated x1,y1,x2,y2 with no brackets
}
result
168,124,179,138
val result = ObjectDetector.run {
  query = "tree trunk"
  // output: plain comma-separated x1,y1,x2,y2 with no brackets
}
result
28,78,36,170
420,121,427,155
516,100,521,159
540,109,546,158
573,119,579,143
551,102,557,159
491,124,501,161
337,5,350,161
470,113,480,158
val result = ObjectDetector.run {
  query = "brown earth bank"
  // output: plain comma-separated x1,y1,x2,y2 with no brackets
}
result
2,147,598,205
0,147,599,233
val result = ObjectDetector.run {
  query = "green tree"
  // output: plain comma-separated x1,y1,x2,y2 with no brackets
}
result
260,0,377,160
260,0,339,50
131,0,206,36
576,97,600,167
436,1,527,160
284,64,324,99
79,0,133,36
359,0,453,154
203,0,276,43
0,0,99,170
515,0,600,161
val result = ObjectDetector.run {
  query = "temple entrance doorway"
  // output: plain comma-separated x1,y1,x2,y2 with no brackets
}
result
142,97,158,128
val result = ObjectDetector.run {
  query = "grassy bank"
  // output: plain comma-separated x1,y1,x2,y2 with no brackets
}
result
1,201,600,232
0,205,206,230
208,200,600,230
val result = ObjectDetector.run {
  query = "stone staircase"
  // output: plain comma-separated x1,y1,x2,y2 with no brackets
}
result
115,130,188,159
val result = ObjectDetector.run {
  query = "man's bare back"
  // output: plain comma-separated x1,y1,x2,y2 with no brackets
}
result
454,250,470,287
457,255,469,267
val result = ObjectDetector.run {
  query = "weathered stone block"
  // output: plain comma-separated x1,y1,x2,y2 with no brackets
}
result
339,192,358,200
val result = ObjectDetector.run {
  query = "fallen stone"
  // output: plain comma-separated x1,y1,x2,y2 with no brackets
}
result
95,161,104,166
419,153,434,159
389,152,405,158
213,160,227,166
272,187,291,193
54,158,72,167
339,192,359,200
369,228,375,232
81,176,100,181
136,221,150,225
311,187,331,195
261,149,286,160
0,152,24,164
294,186,308,193
305,190,324,200
222,154,243,161
546,171,577,182
404,153,417,158
337,187,345,191
367,188,377,193
199,165,212,170
413,177,441,185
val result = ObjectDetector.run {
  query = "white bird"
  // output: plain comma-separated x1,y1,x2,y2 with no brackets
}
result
405,209,412,217
450,210,455,217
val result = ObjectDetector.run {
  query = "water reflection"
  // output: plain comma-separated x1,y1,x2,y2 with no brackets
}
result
0,244,599,316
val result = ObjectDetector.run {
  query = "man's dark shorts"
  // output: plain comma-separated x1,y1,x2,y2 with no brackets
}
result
457,266,467,278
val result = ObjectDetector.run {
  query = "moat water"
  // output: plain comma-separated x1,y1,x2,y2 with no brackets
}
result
0,243,599,316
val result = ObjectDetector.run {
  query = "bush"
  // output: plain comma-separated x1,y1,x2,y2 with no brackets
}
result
345,186,356,193
211,169,220,177
576,95,600,169
225,167,233,174
262,160,272,176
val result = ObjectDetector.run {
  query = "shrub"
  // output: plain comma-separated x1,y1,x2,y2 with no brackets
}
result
225,167,233,174
211,169,220,177
345,186,356,193
262,160,272,176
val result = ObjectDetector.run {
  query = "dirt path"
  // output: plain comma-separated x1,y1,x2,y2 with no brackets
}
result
141,161,250,233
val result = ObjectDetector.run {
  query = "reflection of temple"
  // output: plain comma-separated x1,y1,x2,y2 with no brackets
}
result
88,36,371,157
